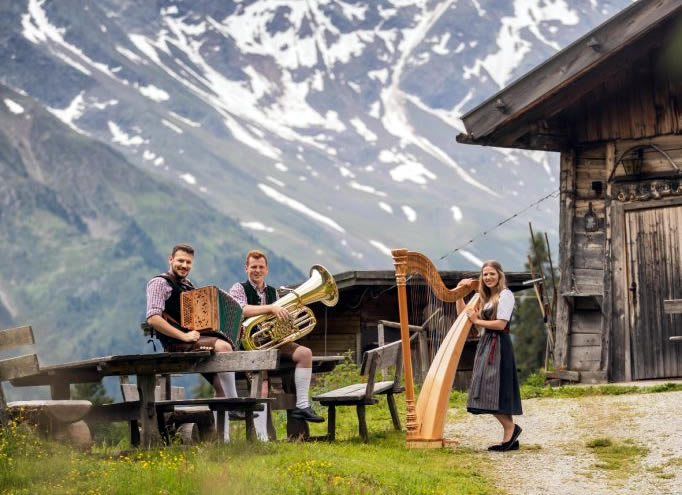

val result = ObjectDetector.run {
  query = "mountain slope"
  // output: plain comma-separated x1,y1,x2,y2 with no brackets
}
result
0,0,631,271
0,84,302,363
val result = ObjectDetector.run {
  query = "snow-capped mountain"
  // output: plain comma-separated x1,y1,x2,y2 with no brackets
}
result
1,0,631,272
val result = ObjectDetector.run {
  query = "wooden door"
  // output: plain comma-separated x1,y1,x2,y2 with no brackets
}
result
625,203,682,379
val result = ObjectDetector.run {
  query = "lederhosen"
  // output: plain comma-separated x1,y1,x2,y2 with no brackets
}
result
466,304,522,416
155,273,232,350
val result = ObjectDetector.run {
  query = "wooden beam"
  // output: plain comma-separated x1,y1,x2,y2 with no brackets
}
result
602,141,616,379
0,326,35,350
664,299,682,314
545,370,580,382
461,0,682,143
555,150,576,369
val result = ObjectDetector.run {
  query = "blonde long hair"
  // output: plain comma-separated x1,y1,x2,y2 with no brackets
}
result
477,260,508,319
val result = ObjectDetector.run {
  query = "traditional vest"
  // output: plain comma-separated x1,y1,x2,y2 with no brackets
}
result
155,272,195,347
241,281,277,306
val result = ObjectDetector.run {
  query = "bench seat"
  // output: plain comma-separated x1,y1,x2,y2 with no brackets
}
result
314,381,401,405
313,338,409,442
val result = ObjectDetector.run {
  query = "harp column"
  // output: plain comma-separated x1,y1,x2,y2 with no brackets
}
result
391,249,418,439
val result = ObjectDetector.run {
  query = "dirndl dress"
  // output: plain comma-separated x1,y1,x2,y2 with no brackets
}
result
466,306,522,416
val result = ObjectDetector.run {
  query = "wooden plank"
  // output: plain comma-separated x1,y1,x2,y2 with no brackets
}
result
580,370,608,383
602,141,616,377
609,202,629,381
663,299,682,314
556,149,576,369
570,333,601,347
7,400,91,422
545,370,580,381
572,311,602,334
0,326,34,350
0,354,39,381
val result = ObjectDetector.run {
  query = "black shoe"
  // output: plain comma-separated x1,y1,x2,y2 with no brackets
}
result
488,440,519,451
501,424,522,451
290,406,324,423
229,410,246,421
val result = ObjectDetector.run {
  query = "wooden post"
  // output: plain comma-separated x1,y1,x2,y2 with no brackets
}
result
137,374,162,448
602,141,616,380
391,249,418,440
556,149,577,369
377,322,387,378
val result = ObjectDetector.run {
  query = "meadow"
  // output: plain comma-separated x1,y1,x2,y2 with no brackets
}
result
2,368,681,495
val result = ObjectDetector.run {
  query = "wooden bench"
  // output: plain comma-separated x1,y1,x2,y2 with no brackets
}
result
0,325,92,448
312,338,407,443
120,375,270,443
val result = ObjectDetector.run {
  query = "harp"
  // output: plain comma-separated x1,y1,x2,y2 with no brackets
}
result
392,249,479,448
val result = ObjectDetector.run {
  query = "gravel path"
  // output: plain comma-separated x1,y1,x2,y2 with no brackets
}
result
445,390,682,494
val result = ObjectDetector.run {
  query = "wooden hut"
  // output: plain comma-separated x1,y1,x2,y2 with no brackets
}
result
457,0,682,383
301,270,530,389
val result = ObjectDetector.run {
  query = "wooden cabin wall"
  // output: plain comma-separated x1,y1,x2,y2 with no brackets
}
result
556,133,682,383
555,145,608,382
569,63,682,143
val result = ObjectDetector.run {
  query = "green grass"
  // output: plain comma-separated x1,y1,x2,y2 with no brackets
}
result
585,437,648,477
521,372,682,400
1,391,496,495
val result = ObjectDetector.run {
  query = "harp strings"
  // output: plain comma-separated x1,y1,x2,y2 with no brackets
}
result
406,264,459,364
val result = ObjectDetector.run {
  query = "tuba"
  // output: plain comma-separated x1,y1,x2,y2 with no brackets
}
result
240,265,339,350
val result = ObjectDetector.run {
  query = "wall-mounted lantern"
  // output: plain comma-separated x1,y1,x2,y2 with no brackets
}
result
620,147,644,176
607,143,680,183
584,202,599,232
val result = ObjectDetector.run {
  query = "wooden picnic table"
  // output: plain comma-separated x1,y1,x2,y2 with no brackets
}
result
10,350,278,447
664,299,682,342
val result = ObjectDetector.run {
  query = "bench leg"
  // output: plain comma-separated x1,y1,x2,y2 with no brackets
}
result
387,393,401,431
129,419,140,447
266,405,277,441
216,410,226,441
327,405,336,441
245,410,256,442
356,404,369,443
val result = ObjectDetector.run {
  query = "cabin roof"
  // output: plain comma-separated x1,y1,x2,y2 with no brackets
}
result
333,270,532,293
456,0,682,151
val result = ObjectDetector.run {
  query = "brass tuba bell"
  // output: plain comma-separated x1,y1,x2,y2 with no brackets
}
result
240,265,339,350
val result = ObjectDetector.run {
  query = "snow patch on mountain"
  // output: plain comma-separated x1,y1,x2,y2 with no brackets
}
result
258,183,345,233
108,121,145,146
402,205,417,222
463,0,579,89
369,240,393,257
241,221,275,233
459,249,483,268
3,98,24,114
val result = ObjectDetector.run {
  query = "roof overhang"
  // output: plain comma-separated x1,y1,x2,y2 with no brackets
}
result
457,0,682,151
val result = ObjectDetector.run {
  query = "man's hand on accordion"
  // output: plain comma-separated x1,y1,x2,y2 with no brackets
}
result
181,330,201,343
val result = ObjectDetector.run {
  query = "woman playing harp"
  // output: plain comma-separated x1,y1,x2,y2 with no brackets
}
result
457,260,523,452
392,249,479,448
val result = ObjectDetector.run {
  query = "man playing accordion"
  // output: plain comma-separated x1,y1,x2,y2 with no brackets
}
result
145,243,239,441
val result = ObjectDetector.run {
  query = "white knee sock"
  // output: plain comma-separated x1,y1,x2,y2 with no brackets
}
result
254,406,269,442
218,372,238,398
294,367,312,409
214,411,230,442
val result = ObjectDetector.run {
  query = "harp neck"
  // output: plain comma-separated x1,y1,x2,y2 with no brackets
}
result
391,249,478,301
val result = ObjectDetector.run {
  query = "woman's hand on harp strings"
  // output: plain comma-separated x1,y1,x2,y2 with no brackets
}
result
457,278,476,289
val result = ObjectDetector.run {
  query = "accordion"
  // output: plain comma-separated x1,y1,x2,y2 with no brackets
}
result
180,286,243,346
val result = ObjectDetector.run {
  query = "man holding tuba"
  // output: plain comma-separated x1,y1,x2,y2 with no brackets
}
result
228,250,324,425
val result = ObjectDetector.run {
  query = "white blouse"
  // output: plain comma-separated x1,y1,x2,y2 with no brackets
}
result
482,288,514,321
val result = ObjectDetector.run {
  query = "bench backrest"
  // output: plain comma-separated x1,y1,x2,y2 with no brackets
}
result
0,326,40,425
359,333,416,398
120,376,185,402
